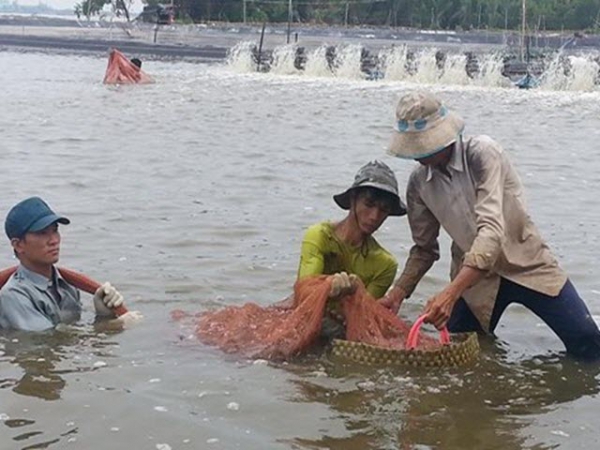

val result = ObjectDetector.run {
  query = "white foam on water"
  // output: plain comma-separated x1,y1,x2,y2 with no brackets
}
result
270,44,301,76
227,41,258,73
304,45,335,78
226,41,600,92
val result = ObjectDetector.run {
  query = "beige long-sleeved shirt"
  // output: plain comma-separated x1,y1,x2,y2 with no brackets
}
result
396,135,567,331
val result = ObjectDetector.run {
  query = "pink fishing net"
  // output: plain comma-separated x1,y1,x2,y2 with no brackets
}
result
194,276,439,360
103,48,153,85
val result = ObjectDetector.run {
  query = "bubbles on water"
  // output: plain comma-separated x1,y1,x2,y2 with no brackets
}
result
270,45,301,76
226,41,600,92
227,41,258,73
226,401,240,411
357,380,376,391
252,359,268,366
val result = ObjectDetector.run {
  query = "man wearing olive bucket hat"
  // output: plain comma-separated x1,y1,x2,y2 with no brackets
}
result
296,160,406,338
380,91,600,359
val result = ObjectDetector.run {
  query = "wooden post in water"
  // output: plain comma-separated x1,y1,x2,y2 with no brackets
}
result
153,16,160,43
520,0,527,62
257,22,266,72
287,0,292,44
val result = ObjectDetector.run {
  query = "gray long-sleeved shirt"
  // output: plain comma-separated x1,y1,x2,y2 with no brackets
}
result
0,265,82,331
396,135,566,330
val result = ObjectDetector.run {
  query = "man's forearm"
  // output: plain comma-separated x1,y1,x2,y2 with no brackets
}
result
444,265,486,300
394,251,437,298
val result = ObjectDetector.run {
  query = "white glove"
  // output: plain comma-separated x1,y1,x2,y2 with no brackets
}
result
93,282,124,310
113,311,144,328
329,272,358,299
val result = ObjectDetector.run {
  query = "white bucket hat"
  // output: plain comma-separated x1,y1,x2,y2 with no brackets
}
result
388,91,465,159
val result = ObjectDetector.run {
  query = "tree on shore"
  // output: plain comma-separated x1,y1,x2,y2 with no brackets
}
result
73,0,600,32
74,0,132,21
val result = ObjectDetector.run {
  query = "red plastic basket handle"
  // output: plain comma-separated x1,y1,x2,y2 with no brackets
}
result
0,265,128,317
406,314,450,350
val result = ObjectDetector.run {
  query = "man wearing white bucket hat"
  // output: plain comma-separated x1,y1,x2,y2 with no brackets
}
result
381,90,600,359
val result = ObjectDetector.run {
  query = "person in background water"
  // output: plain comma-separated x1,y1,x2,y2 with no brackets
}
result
0,197,126,331
381,90,600,359
297,161,406,338
130,58,142,69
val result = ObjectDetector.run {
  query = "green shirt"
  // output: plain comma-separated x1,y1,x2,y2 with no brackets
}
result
297,222,398,299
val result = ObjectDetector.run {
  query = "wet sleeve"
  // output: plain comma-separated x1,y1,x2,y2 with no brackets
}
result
366,257,398,299
297,225,326,279
0,289,55,331
463,139,506,271
395,174,441,297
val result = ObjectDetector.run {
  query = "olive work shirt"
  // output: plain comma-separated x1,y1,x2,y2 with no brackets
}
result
0,265,82,331
298,221,398,299
395,135,567,331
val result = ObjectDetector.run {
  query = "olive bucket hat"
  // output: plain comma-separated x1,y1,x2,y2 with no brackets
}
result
388,91,465,159
333,161,407,216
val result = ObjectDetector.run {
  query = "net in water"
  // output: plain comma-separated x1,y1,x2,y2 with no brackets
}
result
103,48,154,85
195,276,440,361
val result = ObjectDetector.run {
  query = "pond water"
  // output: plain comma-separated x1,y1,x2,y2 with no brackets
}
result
1,50,600,449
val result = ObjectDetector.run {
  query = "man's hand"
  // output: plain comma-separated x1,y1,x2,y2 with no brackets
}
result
379,286,407,314
93,282,124,316
423,287,460,330
112,310,144,328
424,266,485,329
329,272,358,299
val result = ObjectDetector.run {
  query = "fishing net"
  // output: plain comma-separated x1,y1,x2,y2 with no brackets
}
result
103,49,154,85
195,276,478,365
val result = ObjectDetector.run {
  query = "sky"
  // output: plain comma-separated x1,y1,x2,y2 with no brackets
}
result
13,0,146,13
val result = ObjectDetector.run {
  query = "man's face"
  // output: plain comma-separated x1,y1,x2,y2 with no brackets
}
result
13,223,61,266
415,144,454,168
352,191,391,236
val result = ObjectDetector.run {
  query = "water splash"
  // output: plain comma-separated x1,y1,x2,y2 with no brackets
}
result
304,45,335,77
227,41,257,73
332,44,366,80
270,44,301,76
539,53,600,91
225,41,600,91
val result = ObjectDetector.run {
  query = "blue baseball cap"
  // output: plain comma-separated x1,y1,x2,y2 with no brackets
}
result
5,197,70,239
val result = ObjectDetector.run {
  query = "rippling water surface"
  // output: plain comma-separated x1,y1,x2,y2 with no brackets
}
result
1,51,600,450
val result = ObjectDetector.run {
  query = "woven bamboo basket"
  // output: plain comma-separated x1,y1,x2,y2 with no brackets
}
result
330,332,479,368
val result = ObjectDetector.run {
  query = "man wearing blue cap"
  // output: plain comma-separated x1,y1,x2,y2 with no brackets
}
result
0,197,125,331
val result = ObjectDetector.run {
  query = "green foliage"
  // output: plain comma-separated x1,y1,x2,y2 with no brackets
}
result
74,0,132,20
160,0,600,31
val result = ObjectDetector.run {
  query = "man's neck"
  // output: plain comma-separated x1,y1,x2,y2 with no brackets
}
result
20,260,54,279
334,216,367,247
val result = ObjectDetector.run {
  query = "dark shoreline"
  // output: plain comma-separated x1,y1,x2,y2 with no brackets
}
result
0,33,229,61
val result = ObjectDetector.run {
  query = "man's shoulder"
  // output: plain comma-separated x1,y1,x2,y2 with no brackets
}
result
303,222,332,241
464,135,505,157
408,163,427,184
0,273,36,300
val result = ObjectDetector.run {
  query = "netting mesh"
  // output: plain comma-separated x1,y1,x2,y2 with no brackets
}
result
195,276,440,360
103,49,154,85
